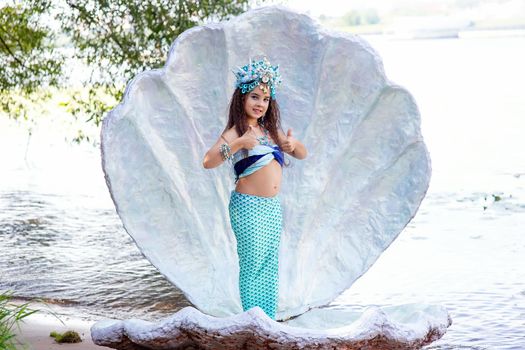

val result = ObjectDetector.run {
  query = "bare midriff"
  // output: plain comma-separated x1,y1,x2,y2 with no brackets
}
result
235,158,282,198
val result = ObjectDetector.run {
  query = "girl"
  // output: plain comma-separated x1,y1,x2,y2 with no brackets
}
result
202,57,307,320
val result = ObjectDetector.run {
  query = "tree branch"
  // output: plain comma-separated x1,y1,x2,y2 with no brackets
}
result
0,31,25,68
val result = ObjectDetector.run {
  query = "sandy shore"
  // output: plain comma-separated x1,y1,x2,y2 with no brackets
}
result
8,299,109,349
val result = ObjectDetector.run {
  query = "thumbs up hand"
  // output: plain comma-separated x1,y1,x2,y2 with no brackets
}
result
281,128,297,154
241,125,259,150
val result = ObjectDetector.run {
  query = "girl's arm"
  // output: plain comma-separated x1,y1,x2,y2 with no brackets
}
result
202,131,244,169
278,129,307,160
202,135,244,169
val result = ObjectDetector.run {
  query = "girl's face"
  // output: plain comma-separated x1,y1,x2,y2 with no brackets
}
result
243,84,271,121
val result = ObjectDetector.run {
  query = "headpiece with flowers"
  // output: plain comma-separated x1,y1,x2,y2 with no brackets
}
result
232,57,282,98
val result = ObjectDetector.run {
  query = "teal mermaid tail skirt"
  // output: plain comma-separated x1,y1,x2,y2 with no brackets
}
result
229,190,283,320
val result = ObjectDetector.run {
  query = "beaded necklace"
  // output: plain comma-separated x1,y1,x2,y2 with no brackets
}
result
231,127,273,165
256,127,272,146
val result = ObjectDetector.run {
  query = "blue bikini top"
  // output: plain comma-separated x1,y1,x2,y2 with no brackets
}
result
231,128,284,184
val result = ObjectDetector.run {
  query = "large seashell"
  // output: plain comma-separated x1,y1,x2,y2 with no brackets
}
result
94,5,450,349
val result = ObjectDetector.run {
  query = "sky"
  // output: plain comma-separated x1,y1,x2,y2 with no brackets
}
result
258,0,525,22
278,0,394,17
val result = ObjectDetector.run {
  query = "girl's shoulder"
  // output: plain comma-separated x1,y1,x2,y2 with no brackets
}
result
222,125,240,143
229,125,240,136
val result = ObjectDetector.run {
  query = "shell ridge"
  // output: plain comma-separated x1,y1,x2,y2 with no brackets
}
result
102,120,207,310
276,20,332,304
285,40,390,286
302,87,423,299
295,83,389,303
313,140,427,293
108,78,235,312
159,25,236,277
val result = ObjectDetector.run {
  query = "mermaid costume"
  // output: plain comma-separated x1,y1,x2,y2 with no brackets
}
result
228,128,284,320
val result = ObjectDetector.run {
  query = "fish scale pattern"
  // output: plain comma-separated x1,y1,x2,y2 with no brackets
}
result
229,190,283,320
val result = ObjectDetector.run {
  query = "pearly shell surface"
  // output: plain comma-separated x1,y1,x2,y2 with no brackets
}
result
100,5,431,321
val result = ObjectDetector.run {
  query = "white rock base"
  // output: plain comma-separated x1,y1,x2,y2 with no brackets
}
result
91,303,452,349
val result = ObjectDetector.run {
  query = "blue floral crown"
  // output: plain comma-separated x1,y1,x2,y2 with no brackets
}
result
232,57,282,98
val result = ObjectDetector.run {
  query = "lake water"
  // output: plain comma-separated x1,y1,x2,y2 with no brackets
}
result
1,35,524,349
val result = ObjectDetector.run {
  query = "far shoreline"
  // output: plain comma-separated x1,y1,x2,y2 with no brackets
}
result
328,23,525,39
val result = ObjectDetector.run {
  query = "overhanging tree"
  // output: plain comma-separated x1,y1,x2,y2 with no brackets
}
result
1,0,257,142
0,0,64,125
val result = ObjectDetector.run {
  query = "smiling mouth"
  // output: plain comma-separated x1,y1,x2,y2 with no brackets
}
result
253,109,262,113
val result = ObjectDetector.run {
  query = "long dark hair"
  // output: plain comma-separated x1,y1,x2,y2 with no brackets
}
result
222,85,290,167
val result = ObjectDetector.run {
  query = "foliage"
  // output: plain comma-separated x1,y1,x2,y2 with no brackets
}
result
342,8,380,27
59,0,251,81
363,8,380,25
50,330,82,343
0,0,65,123
0,290,39,350
0,290,67,349
1,0,258,143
